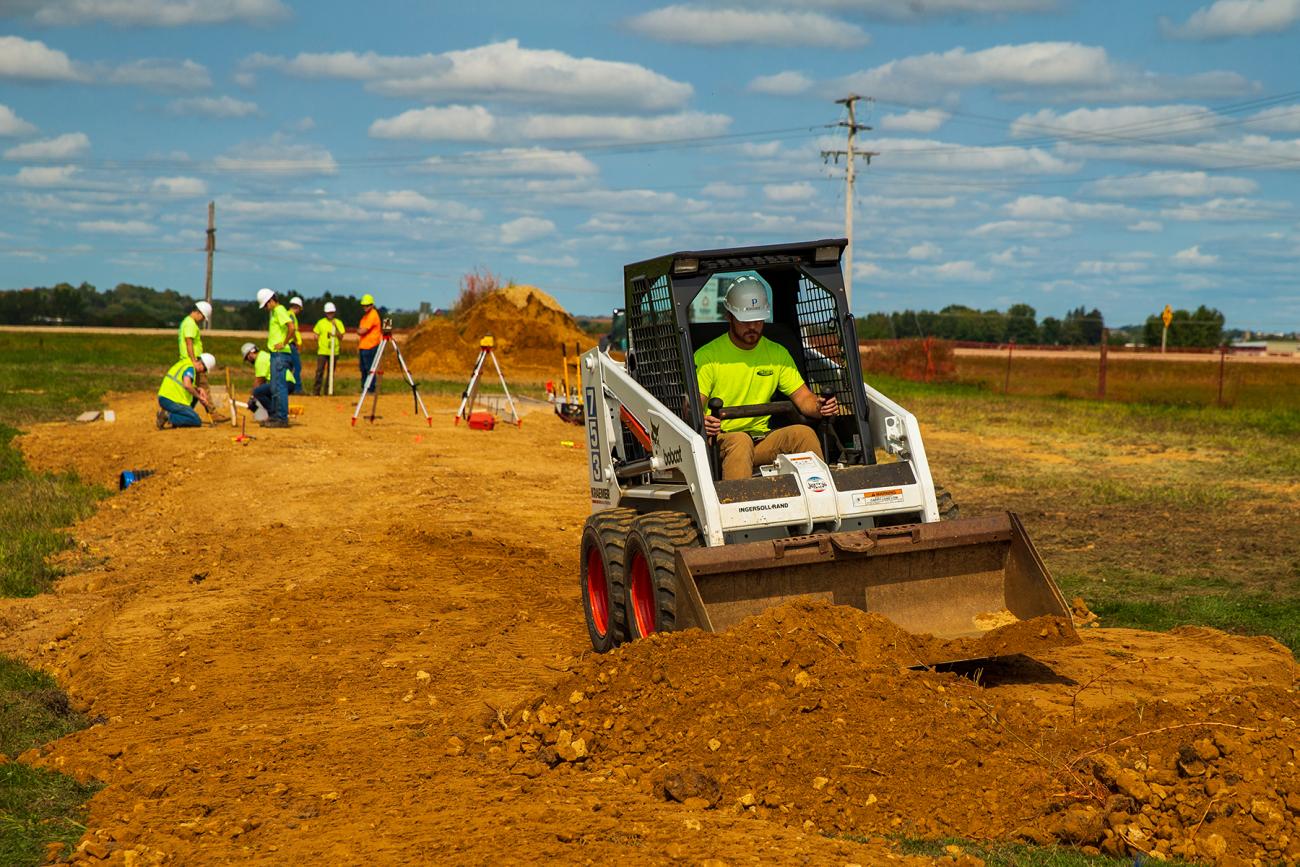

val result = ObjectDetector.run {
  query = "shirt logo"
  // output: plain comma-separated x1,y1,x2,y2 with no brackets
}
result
755,368,773,376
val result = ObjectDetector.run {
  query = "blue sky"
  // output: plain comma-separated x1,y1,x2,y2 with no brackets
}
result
0,0,1297,329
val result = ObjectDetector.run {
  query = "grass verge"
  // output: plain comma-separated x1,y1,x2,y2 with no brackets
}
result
0,762,100,865
894,836,1137,866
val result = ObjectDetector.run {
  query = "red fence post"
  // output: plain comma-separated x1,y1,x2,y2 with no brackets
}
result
1217,344,1227,407
1098,329,1109,400
1003,339,1014,394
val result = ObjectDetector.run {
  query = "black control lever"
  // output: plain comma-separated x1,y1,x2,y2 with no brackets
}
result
707,397,723,481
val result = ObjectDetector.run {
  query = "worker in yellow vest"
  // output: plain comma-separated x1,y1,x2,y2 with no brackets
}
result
257,288,295,428
312,301,346,395
241,343,297,418
156,353,216,429
179,300,213,406
288,296,306,395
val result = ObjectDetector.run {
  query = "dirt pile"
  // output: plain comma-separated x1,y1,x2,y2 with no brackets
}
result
481,600,1300,863
403,284,593,377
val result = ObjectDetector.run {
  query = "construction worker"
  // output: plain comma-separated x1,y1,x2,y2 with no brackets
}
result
179,300,213,407
288,296,306,395
312,301,346,395
357,293,381,394
256,287,295,428
241,342,297,417
695,277,837,480
156,353,216,429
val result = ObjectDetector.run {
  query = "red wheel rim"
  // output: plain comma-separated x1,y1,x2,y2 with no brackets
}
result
586,544,609,637
629,549,655,637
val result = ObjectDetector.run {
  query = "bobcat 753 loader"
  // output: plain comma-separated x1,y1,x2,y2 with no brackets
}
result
578,239,1078,665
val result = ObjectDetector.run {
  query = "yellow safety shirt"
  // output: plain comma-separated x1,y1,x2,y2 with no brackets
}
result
158,358,196,404
314,317,345,356
178,316,202,361
268,306,294,353
693,334,805,435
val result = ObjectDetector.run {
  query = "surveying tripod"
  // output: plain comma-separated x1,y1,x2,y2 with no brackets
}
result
456,335,521,427
351,318,432,426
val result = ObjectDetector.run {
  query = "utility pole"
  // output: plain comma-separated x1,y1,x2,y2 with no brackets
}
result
203,201,215,329
822,95,876,310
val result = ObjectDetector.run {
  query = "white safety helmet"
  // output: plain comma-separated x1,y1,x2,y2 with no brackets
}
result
723,277,770,322
240,342,258,359
194,301,212,320
323,301,337,314
290,296,304,308
199,352,216,372
256,287,275,309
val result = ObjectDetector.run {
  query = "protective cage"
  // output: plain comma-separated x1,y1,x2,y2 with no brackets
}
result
622,239,874,466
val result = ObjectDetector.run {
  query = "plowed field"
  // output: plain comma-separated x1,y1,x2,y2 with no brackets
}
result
2,392,1297,865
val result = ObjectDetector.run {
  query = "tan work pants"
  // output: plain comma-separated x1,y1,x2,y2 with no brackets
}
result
717,425,822,480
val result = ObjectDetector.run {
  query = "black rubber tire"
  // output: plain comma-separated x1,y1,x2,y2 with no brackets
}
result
623,512,701,640
935,485,960,521
580,508,636,653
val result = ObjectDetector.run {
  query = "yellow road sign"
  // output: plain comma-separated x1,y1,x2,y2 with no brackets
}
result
1162,305,1173,328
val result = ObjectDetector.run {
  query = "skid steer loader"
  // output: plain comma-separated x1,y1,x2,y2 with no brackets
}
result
578,239,1078,665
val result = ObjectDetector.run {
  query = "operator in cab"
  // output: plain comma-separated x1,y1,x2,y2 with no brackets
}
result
695,277,838,480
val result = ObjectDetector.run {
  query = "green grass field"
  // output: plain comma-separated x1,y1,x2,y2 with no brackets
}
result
956,351,1300,410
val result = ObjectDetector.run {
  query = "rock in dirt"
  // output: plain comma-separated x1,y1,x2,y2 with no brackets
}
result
660,770,721,808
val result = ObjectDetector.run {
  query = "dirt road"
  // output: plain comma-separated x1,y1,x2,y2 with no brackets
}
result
2,392,1297,864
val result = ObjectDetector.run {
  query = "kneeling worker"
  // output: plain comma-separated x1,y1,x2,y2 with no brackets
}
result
157,353,217,429
240,343,297,418
695,277,837,480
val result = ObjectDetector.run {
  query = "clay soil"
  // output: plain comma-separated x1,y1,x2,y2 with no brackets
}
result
3,392,1299,865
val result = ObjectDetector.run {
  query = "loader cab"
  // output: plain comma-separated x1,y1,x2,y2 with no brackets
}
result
622,239,873,468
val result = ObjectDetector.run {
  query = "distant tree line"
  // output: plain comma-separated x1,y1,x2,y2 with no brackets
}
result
0,282,421,329
856,303,1225,348
856,304,1107,346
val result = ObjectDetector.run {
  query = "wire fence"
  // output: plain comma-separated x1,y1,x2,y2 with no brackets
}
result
862,338,1300,411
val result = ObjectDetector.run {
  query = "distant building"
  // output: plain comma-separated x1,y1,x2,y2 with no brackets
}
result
1232,339,1299,356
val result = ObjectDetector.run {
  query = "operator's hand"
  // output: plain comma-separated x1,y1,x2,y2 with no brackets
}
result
272,342,284,351
703,413,721,438
818,395,839,417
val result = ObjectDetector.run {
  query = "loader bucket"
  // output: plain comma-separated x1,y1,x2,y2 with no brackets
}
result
674,512,1078,666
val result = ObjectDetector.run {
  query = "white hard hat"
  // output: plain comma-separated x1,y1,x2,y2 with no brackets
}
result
256,288,275,309
195,301,212,319
290,296,304,308
723,277,770,322
323,301,337,314
199,352,216,371
240,342,257,358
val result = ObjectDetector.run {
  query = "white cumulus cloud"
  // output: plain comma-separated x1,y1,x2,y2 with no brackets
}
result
423,147,599,177
1246,104,1300,132
763,182,816,203
1004,195,1142,222
4,132,90,161
907,241,942,259
1010,105,1217,141
0,36,80,81
15,165,79,187
250,39,692,111
1127,220,1164,232
500,216,556,245
748,71,813,96
1172,245,1220,265
1162,0,1300,39
0,105,37,136
520,111,730,141
355,190,483,222
9,0,291,26
628,6,869,47
213,140,338,176
167,95,259,118
862,137,1079,173
880,109,950,133
1083,171,1258,199
78,219,155,234
102,58,210,91
151,176,208,196
369,105,497,141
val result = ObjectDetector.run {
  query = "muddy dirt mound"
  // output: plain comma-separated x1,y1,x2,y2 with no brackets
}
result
481,600,1300,863
403,284,593,377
